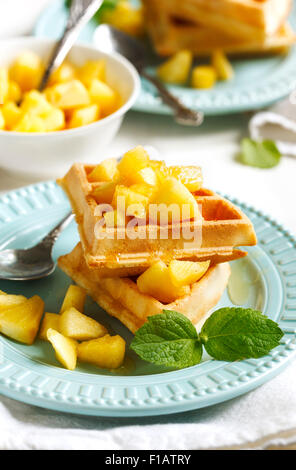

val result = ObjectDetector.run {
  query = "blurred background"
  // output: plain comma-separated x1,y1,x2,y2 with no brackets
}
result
0,0,295,233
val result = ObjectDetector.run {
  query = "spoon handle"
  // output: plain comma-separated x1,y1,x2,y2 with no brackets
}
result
39,0,103,91
141,70,204,126
39,212,74,249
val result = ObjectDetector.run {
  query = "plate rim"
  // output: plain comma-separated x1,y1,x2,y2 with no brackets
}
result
33,0,296,116
0,181,296,417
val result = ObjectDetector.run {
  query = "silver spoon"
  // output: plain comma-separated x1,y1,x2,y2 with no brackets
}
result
39,0,104,90
94,25,204,126
0,212,74,281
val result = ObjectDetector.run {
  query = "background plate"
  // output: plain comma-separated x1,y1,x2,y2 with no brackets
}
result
34,0,296,116
0,182,295,417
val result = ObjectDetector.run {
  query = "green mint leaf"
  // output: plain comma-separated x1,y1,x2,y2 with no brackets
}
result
130,310,202,369
199,307,284,362
239,138,281,169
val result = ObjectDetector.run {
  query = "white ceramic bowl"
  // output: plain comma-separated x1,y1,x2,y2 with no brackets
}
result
0,37,140,178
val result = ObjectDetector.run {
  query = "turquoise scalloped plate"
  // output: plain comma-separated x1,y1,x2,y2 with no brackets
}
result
0,181,295,417
33,0,296,116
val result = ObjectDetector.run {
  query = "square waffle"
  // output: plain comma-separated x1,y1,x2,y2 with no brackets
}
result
58,243,231,333
143,0,295,56
58,163,257,269
143,0,293,41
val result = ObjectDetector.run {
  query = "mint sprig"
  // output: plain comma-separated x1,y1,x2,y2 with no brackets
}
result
130,308,284,369
130,311,202,369
239,138,281,169
199,307,284,362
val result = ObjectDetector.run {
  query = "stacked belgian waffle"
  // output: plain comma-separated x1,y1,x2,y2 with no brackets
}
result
58,147,257,333
142,0,295,56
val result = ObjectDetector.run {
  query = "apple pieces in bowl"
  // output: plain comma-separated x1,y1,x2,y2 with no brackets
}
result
0,50,121,132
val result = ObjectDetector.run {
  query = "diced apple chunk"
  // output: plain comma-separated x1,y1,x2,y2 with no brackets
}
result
48,62,76,85
47,328,77,370
68,104,99,129
168,260,210,287
88,78,118,116
132,167,157,186
13,114,46,133
10,51,44,92
0,295,44,345
21,90,52,115
0,293,28,310
39,313,60,340
92,181,117,204
59,307,107,341
0,67,9,104
88,158,119,183
7,80,22,103
212,50,234,81
0,109,5,130
60,285,86,314
112,185,149,217
42,107,65,132
165,166,203,193
77,334,126,369
157,50,193,85
78,60,106,86
150,177,199,224
118,146,149,185
45,80,90,110
191,66,217,89
1,102,22,129
129,183,156,200
137,261,190,304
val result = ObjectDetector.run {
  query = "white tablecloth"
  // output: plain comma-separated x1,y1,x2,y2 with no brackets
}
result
0,0,296,450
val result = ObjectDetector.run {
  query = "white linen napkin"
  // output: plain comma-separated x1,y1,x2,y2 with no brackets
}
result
1,360,296,450
249,92,296,156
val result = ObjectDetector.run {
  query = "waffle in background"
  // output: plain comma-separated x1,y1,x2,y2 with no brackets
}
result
142,0,296,56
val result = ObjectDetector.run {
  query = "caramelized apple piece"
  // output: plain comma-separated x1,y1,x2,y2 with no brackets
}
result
137,261,190,304
150,177,199,224
59,307,107,341
39,313,60,340
1,102,22,129
0,67,9,104
157,50,193,85
164,166,203,193
88,78,118,116
92,182,117,204
77,334,126,369
0,295,44,345
0,293,28,309
47,328,77,370
168,260,210,287
9,51,44,92
212,50,234,81
88,158,119,183
117,146,150,185
45,80,90,110
191,66,217,89
48,62,76,86
112,185,149,216
78,60,106,86
60,285,86,314
67,104,99,129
